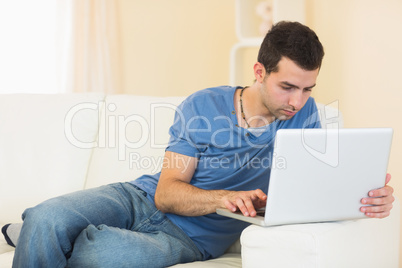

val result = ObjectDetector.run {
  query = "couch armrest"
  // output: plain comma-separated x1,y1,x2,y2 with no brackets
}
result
241,198,400,268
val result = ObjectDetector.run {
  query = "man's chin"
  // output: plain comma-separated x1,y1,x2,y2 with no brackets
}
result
276,114,294,121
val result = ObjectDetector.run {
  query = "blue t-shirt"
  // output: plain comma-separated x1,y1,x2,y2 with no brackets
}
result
132,86,321,259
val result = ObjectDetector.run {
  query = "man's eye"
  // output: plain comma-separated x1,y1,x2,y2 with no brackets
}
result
282,86,292,90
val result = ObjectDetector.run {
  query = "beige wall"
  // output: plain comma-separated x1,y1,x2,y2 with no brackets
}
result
117,0,237,97
117,0,402,263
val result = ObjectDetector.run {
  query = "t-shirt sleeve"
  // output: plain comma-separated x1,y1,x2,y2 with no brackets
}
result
165,98,208,158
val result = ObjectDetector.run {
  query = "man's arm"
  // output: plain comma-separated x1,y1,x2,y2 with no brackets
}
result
360,173,395,218
154,151,267,217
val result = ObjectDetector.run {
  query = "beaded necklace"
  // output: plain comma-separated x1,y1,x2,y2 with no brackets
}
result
239,86,250,128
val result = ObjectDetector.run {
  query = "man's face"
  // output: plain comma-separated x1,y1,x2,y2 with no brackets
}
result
259,57,319,121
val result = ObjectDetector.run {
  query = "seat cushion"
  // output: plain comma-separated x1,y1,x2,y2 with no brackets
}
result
169,253,241,268
0,251,14,268
241,199,400,268
0,225,15,267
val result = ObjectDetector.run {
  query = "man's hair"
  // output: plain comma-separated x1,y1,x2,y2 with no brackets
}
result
257,21,324,74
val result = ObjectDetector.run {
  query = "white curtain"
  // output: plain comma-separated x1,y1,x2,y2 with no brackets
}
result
58,0,122,93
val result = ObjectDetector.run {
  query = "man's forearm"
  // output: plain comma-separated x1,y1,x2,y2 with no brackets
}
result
154,179,229,216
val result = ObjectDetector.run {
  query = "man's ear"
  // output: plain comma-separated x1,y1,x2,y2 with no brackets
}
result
253,62,266,83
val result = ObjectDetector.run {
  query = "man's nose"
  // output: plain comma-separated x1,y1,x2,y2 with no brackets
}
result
288,91,303,110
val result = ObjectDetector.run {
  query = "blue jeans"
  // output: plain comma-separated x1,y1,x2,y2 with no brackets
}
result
13,183,203,268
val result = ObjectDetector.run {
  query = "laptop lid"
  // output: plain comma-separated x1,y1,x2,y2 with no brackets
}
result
216,128,393,226
264,128,393,226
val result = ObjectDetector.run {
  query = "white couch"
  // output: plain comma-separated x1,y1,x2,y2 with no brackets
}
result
0,94,400,268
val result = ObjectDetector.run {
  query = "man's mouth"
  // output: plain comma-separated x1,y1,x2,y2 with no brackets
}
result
282,109,296,116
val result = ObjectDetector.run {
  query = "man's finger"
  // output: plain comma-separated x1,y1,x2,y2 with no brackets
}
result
362,194,395,206
236,197,249,216
244,198,257,217
224,199,237,212
368,185,394,198
385,173,391,185
364,210,391,218
254,189,267,200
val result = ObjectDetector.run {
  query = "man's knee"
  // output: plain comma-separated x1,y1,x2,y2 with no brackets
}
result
22,198,68,226
67,224,117,268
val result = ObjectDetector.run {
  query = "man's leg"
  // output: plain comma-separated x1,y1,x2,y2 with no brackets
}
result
13,182,201,268
67,217,202,267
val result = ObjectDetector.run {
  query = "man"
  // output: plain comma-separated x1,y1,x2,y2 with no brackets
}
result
3,21,394,267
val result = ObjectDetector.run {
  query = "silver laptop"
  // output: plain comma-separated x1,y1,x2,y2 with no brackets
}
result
216,128,393,226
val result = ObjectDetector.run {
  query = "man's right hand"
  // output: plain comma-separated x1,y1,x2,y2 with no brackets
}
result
222,189,267,217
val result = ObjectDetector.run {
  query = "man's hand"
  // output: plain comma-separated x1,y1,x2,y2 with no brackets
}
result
222,189,267,217
360,173,395,218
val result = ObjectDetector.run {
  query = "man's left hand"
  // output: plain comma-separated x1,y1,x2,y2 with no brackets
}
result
360,173,395,218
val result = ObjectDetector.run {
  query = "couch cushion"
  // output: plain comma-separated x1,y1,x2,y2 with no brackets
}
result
169,253,241,267
85,95,185,188
0,251,14,268
0,226,14,255
0,94,104,222
241,198,400,268
0,224,14,265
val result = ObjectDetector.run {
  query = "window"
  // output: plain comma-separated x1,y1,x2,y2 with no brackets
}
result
0,0,59,93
